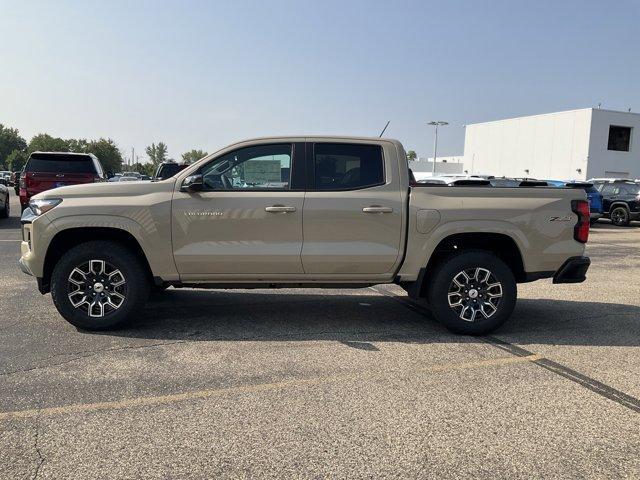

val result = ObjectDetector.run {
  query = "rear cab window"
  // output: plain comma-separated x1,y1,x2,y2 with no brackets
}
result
312,143,384,190
26,153,98,174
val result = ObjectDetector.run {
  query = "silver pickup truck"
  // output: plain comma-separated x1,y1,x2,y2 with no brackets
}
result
19,136,591,334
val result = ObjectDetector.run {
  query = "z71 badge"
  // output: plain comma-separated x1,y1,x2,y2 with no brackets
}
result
549,215,573,222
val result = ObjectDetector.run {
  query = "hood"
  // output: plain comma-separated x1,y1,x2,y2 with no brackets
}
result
32,179,176,200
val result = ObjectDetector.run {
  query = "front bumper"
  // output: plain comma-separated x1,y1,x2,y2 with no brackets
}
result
19,207,37,277
553,256,590,284
18,256,34,276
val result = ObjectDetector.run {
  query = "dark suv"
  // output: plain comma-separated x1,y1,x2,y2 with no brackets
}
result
19,152,105,211
594,181,640,226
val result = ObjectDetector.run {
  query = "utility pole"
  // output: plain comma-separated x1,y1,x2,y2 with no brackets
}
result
427,121,448,175
131,147,135,167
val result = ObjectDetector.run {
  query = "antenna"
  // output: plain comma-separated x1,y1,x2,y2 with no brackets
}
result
379,120,390,137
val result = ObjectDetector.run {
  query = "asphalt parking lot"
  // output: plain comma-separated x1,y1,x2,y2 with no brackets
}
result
1,190,639,479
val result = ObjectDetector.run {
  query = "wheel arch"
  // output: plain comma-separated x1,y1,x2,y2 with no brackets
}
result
609,202,630,212
41,227,154,294
410,232,525,299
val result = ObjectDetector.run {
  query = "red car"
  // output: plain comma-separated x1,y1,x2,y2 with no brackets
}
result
20,152,105,210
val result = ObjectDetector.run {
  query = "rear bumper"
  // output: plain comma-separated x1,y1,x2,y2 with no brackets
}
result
553,256,590,284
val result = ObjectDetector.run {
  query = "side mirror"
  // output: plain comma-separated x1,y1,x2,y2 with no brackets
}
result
181,174,203,192
106,171,114,179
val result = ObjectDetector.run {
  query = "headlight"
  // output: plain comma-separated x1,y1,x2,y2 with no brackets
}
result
29,198,62,216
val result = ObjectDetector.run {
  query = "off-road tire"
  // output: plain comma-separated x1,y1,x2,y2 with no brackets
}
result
427,250,517,335
51,240,150,330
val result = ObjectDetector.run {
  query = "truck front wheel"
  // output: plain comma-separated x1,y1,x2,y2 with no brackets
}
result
50,240,150,330
427,250,517,335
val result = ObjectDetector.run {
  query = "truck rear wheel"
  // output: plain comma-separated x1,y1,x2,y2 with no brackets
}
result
50,240,150,330
427,250,517,335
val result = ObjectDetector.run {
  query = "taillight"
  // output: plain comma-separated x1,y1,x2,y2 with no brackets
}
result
571,199,590,243
19,175,26,190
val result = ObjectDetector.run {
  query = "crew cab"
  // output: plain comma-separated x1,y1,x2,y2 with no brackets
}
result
19,137,591,334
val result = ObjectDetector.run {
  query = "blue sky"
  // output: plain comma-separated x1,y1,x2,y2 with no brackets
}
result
1,0,638,162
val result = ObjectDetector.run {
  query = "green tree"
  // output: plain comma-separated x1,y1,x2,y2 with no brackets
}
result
0,124,27,169
406,150,417,161
6,149,28,172
129,162,155,177
181,149,208,164
27,133,69,154
145,142,168,167
66,138,90,153
83,138,123,174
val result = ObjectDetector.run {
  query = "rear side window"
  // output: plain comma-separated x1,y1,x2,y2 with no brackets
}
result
620,183,640,195
313,143,384,190
26,153,97,174
585,186,599,194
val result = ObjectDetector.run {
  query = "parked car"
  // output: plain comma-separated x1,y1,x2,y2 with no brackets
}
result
120,171,142,179
19,136,590,335
19,152,105,211
488,177,522,187
542,181,603,224
594,181,640,226
589,178,631,185
0,171,11,184
11,171,20,195
154,161,188,180
0,182,9,218
418,176,491,186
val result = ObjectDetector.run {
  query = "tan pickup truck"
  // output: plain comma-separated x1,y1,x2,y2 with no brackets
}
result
19,136,591,334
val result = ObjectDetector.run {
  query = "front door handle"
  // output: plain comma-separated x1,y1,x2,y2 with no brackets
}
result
362,206,393,214
265,205,296,213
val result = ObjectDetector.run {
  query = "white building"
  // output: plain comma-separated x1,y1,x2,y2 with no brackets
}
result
463,108,639,180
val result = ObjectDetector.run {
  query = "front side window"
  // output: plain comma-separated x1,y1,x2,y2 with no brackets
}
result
607,126,632,152
313,143,384,190
200,144,291,191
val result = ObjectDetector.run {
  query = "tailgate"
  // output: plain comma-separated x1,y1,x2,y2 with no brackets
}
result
26,172,95,195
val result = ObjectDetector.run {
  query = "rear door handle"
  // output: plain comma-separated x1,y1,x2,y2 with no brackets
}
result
362,206,393,214
265,205,296,213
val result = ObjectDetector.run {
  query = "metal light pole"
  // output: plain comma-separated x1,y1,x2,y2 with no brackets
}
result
427,121,448,175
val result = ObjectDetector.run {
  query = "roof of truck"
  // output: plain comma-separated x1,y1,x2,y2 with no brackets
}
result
230,135,402,143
